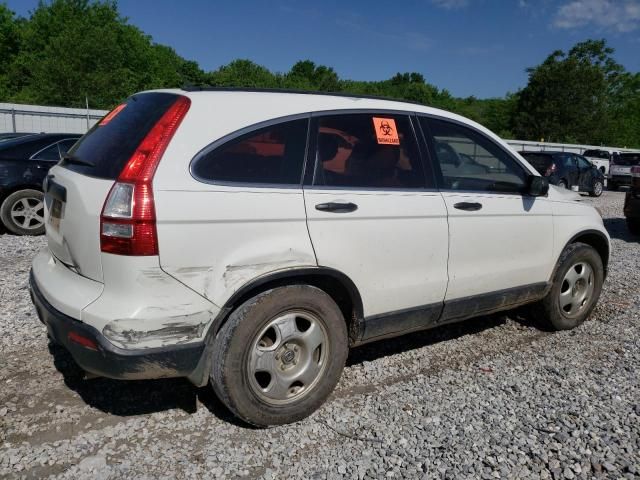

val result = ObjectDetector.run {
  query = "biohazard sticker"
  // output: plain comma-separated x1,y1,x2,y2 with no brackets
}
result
372,117,400,145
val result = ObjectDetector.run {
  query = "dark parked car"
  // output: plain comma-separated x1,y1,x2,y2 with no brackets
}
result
519,151,604,197
624,166,640,235
0,133,81,235
0,132,36,142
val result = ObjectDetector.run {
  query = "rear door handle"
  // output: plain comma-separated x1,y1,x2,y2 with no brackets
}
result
315,202,358,213
453,202,482,211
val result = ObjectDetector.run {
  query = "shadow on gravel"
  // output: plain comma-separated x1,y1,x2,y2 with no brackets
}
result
603,217,638,242
48,311,544,426
47,342,245,426
347,313,530,366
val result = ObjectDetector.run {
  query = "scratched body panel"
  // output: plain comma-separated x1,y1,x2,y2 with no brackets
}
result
155,187,317,307
81,253,220,349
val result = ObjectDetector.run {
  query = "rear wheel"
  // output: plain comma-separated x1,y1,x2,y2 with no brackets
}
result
0,189,46,235
589,179,603,197
210,285,349,426
557,180,568,189
533,243,603,331
628,219,640,235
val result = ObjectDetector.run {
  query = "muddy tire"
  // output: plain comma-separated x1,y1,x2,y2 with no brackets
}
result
210,285,348,427
532,242,604,331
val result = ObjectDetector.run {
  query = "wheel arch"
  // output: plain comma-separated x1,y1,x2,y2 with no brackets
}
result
209,267,365,344
0,183,44,204
562,229,610,275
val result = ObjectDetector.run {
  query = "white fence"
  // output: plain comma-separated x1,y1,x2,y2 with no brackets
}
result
505,139,640,155
0,102,107,134
1,101,639,155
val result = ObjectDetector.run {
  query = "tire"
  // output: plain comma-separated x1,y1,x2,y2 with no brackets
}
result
533,242,604,331
0,189,46,236
608,182,618,191
210,285,349,427
628,219,640,235
589,179,603,197
557,180,568,189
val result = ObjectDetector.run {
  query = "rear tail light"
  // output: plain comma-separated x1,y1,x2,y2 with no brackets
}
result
632,166,640,178
100,96,191,256
545,163,557,177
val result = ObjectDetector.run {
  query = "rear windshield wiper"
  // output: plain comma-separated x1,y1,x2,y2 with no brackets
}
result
61,154,95,167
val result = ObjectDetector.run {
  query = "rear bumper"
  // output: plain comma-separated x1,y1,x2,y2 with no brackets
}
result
608,175,632,185
30,270,205,381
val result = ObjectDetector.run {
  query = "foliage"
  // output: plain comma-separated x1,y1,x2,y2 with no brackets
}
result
0,2,638,147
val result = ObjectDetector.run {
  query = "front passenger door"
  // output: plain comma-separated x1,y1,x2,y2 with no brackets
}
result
575,155,595,190
419,116,553,321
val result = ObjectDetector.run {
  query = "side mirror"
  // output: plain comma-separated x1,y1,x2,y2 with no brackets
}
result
528,175,549,197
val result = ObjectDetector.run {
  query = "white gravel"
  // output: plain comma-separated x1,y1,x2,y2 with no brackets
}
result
1,191,639,479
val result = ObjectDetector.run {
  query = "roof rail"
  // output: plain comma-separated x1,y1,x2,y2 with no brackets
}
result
180,86,427,106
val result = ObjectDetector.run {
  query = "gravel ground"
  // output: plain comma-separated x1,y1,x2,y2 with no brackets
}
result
1,191,639,479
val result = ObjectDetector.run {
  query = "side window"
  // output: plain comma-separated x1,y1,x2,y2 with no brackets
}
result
192,119,308,185
32,143,61,161
576,156,591,168
57,139,78,157
422,117,528,193
313,113,427,189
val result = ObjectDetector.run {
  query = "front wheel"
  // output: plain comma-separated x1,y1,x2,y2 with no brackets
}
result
589,180,603,197
0,189,46,235
210,285,349,427
533,243,604,331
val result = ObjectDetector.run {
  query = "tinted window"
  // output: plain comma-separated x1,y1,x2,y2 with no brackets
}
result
423,118,527,193
583,149,609,159
576,156,592,168
32,143,61,161
58,139,78,156
192,119,308,185
64,92,181,179
617,153,640,166
313,114,426,189
0,136,65,159
520,153,552,175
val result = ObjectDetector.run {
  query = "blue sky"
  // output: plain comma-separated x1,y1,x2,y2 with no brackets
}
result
7,0,640,98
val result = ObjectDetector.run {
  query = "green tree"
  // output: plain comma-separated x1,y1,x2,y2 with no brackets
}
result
513,39,622,144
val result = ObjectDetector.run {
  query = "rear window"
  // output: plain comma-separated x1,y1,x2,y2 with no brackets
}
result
520,153,553,174
617,153,640,166
63,92,181,180
583,149,610,159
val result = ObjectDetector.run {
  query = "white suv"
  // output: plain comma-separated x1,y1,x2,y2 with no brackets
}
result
30,89,610,426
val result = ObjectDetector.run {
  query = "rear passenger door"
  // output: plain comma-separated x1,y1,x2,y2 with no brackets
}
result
304,112,449,340
418,116,553,321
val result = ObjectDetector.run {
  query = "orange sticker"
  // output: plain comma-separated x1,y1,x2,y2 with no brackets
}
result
99,103,127,126
372,117,400,145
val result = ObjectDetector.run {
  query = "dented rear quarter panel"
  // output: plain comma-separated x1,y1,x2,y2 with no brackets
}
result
153,186,317,307
81,254,220,349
